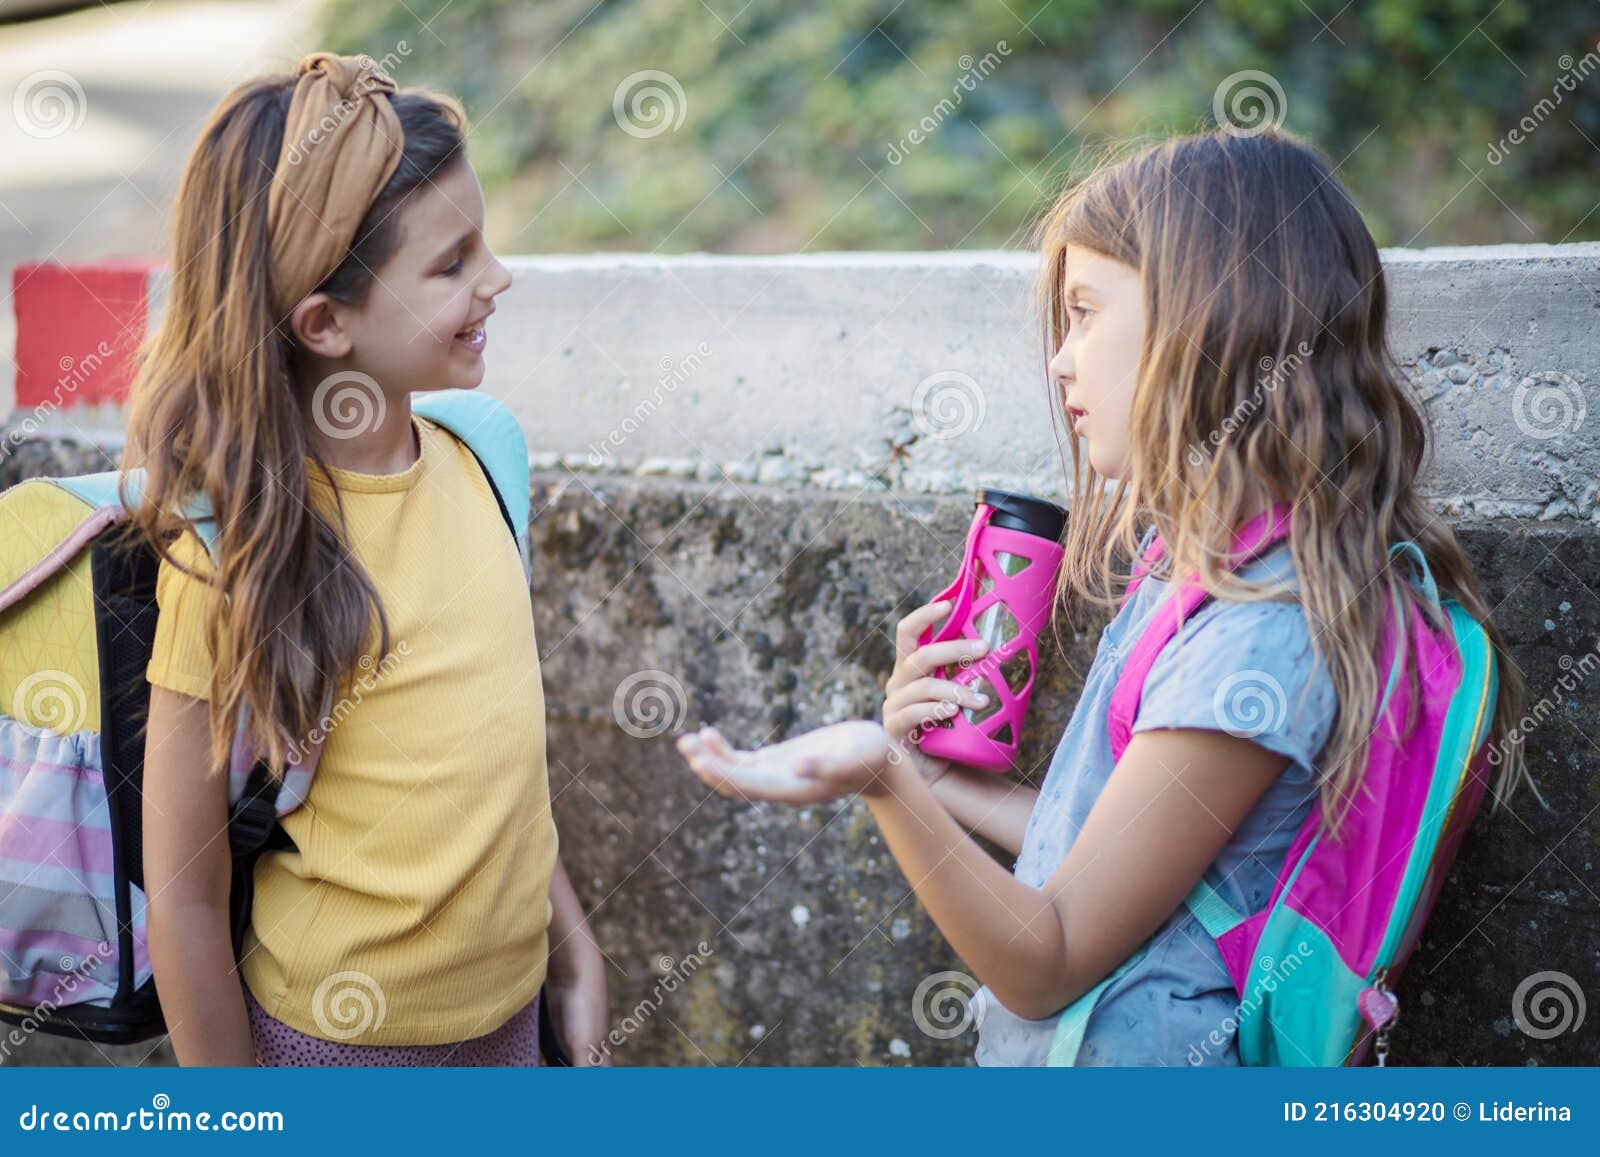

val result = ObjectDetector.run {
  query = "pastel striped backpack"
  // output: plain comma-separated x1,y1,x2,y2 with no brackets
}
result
0,389,530,1045
1049,503,1497,1067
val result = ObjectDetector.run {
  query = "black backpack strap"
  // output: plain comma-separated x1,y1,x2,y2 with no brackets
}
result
458,438,517,541
227,759,283,857
227,760,292,959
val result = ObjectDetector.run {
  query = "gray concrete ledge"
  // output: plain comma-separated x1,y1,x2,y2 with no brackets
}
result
481,246,1600,518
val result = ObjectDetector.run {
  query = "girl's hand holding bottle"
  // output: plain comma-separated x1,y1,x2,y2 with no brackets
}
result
882,598,992,786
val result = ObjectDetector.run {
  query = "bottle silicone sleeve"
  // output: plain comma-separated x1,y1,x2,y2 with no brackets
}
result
912,502,1065,771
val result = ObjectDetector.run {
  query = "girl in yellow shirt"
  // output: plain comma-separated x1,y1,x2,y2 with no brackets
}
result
125,54,607,1066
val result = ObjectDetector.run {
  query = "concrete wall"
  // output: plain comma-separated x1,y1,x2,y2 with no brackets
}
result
5,244,1600,1066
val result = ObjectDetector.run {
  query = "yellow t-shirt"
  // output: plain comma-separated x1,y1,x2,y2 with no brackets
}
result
146,413,558,1045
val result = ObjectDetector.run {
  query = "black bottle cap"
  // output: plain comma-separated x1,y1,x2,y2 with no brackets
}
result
978,488,1068,542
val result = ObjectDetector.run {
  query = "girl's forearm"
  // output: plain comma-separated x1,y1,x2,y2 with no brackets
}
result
926,762,1038,857
866,760,1077,1020
546,856,604,982
542,854,611,1065
148,901,256,1066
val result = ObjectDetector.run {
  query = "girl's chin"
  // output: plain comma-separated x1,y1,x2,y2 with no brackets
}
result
419,356,485,393
1088,448,1127,480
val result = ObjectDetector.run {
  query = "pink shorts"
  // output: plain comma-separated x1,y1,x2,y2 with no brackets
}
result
242,982,542,1067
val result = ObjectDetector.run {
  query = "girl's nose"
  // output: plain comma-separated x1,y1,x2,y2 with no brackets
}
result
1048,341,1074,387
483,255,513,298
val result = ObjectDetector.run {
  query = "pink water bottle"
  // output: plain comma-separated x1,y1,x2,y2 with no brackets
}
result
913,488,1068,772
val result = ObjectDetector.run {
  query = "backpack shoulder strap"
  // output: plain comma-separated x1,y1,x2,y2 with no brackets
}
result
1105,577,1215,764
59,469,222,553
1105,503,1294,764
412,390,532,576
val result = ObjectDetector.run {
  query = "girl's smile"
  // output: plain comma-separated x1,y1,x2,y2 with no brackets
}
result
454,308,493,355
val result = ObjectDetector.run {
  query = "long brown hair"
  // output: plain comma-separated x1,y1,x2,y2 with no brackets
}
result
1036,129,1534,832
122,73,466,778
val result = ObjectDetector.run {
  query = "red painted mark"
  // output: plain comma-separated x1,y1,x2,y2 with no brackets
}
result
13,259,157,408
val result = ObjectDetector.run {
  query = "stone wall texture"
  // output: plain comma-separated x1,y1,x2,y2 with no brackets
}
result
4,245,1599,1066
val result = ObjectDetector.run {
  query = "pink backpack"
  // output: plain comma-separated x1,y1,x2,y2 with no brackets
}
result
1049,504,1497,1066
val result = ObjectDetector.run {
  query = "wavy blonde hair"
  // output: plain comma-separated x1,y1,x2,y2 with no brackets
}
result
1037,129,1534,833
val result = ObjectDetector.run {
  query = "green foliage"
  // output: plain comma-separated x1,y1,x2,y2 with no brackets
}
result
324,0,1599,251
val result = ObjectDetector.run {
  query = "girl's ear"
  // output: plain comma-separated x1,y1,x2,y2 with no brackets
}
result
289,293,353,359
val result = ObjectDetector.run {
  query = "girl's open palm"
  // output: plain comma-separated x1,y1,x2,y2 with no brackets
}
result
677,720,896,804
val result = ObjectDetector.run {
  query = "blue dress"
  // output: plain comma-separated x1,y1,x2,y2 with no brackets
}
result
974,531,1338,1066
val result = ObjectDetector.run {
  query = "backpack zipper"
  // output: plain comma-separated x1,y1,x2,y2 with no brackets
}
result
1370,967,1397,1067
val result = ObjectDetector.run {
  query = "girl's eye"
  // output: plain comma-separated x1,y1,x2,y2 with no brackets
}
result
441,256,465,276
1070,304,1095,323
